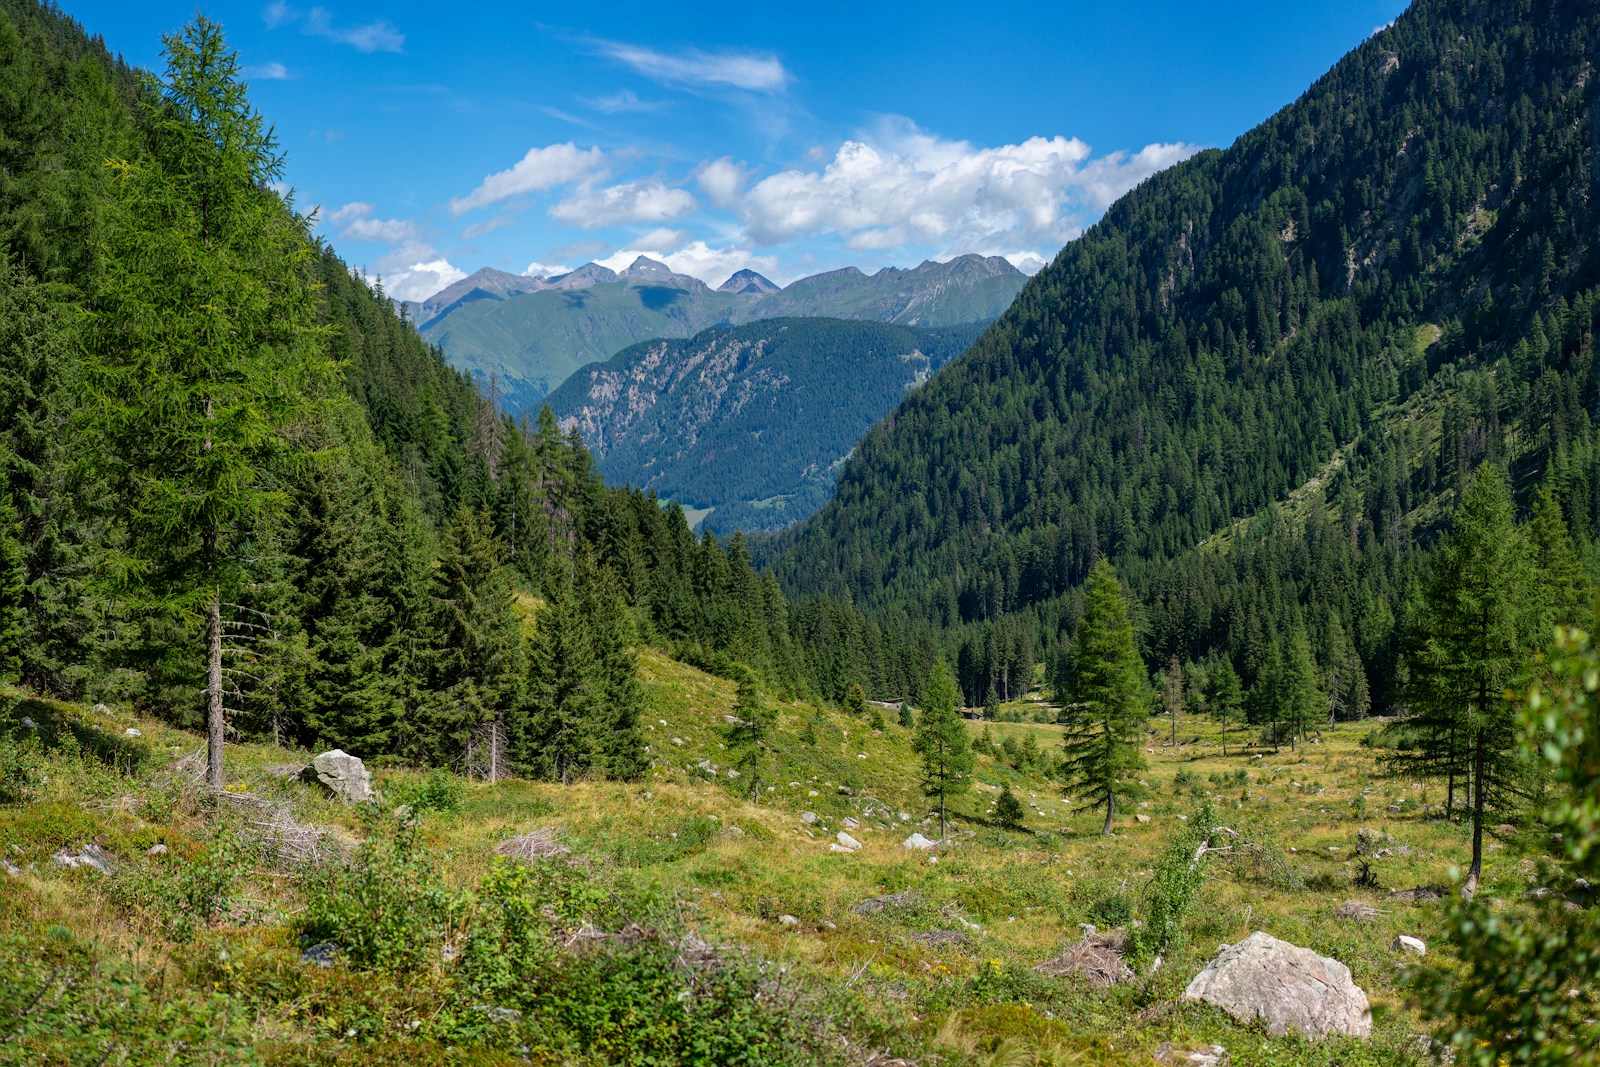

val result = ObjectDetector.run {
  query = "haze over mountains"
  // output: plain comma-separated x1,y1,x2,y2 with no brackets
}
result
407,253,1026,413
546,318,987,534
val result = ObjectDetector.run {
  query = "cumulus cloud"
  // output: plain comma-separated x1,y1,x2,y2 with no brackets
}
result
243,61,292,80
381,252,466,301
451,143,608,216
588,39,789,92
326,201,416,242
549,180,697,229
736,117,1197,255
594,240,780,286
694,157,747,207
523,261,573,278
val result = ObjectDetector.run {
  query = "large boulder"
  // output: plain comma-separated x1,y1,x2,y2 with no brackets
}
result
300,750,372,803
1183,932,1371,1038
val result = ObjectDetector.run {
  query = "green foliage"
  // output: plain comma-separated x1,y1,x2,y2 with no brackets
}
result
912,657,972,837
1413,624,1600,1066
390,767,465,817
993,786,1025,830
845,682,867,718
0,719,40,804
1125,802,1218,970
726,677,775,799
1059,560,1149,834
296,810,451,972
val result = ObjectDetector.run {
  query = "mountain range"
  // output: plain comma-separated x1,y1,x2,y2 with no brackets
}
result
406,253,1025,413
545,317,986,533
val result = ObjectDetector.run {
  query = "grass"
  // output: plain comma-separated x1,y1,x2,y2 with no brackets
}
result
0,662,1525,1066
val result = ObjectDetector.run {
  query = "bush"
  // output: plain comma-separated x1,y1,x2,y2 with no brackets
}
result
390,767,464,816
296,809,451,972
994,787,1026,830
1088,892,1133,927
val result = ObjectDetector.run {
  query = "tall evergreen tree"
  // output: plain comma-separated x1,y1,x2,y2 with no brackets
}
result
1208,658,1244,757
517,572,596,784
725,674,775,800
583,564,648,781
1282,623,1326,750
1530,487,1586,626
1402,467,1544,900
82,18,335,787
0,459,23,682
913,657,971,839
1060,559,1149,835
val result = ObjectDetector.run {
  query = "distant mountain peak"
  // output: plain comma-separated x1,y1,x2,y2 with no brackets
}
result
620,255,674,277
548,262,620,289
717,269,781,295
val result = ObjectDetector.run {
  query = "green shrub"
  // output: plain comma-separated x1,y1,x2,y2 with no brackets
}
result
390,767,465,816
994,787,1026,830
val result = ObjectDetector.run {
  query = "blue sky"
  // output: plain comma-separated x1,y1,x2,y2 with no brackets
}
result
69,0,1409,300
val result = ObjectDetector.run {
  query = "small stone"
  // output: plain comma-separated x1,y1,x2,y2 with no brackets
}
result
836,831,862,850
722,714,745,726
898,812,910,821
672,737,684,745
1135,814,1151,824
778,914,799,927
842,817,860,830
800,812,818,824
123,728,141,738
147,843,169,856
19,716,36,730
829,843,855,853
92,704,110,716
301,942,338,967
3,860,19,876
1391,935,1426,956
902,833,936,849
808,790,819,797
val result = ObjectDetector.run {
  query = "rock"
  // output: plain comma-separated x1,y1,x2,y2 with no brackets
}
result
836,831,862,850
1356,828,1396,856
911,929,968,947
92,703,110,715
123,728,141,738
300,941,338,968
146,843,169,857
854,890,920,915
902,833,936,849
800,811,818,825
1182,931,1372,1038
842,817,861,830
722,714,745,726
473,1005,522,1024
3,860,19,876
721,825,745,838
1155,1043,1229,1067
299,749,372,803
1391,935,1426,955
52,843,113,875
1135,814,1151,824
1390,886,1446,903
828,843,856,853
778,914,800,927
19,716,36,730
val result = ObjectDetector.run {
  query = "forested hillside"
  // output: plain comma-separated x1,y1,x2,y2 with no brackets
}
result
0,0,910,783
547,317,985,533
769,0,1600,710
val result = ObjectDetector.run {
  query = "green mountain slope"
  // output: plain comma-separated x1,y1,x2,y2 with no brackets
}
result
418,254,1026,410
769,0,1600,702
546,318,985,533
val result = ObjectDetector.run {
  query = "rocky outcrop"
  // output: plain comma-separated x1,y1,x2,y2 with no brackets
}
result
300,750,372,803
1183,932,1371,1038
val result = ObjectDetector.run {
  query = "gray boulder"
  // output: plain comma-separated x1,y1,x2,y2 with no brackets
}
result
52,843,114,875
902,832,936,849
300,749,372,803
835,831,862,850
1183,931,1371,1038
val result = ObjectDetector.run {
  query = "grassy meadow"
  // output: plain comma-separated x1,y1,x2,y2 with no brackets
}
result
0,656,1522,1066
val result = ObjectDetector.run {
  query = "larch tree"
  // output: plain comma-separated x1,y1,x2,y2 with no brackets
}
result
1402,466,1544,900
1209,658,1244,757
84,18,335,788
913,657,971,839
1060,559,1149,836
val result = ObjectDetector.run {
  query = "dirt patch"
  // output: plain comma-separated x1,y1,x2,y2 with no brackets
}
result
495,827,573,863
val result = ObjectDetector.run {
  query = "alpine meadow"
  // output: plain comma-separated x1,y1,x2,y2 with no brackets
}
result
2,1,1598,1065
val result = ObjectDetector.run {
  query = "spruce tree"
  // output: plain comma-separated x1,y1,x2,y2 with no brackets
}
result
583,564,647,781
1530,487,1585,625
0,460,23,682
83,18,334,787
1282,624,1325,750
1209,658,1244,757
845,682,868,718
725,675,774,800
994,786,1025,830
1060,559,1148,836
913,657,972,839
1402,467,1543,900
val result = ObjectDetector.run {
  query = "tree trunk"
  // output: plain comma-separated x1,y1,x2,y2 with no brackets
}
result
1446,724,1456,815
1463,730,1486,901
1102,786,1115,836
205,585,225,790
939,788,947,841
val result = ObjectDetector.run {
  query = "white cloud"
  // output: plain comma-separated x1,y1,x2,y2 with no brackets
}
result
384,256,466,302
595,240,780,286
736,117,1198,256
549,180,697,229
450,143,608,216
326,201,416,242
243,61,292,80
1371,19,1395,36
523,261,573,278
589,39,789,92
460,215,515,239
304,7,404,53
634,227,688,250
694,157,747,207
264,3,404,53
583,89,663,114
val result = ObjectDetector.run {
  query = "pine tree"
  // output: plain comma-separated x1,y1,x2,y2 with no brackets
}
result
1060,559,1149,835
913,657,972,839
82,18,335,788
518,571,596,783
845,682,868,718
1402,467,1543,900
0,460,24,682
1530,487,1585,626
1163,654,1184,745
1209,658,1244,757
1282,624,1326,749
725,673,775,800
898,702,915,730
994,785,1025,830
583,564,647,781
